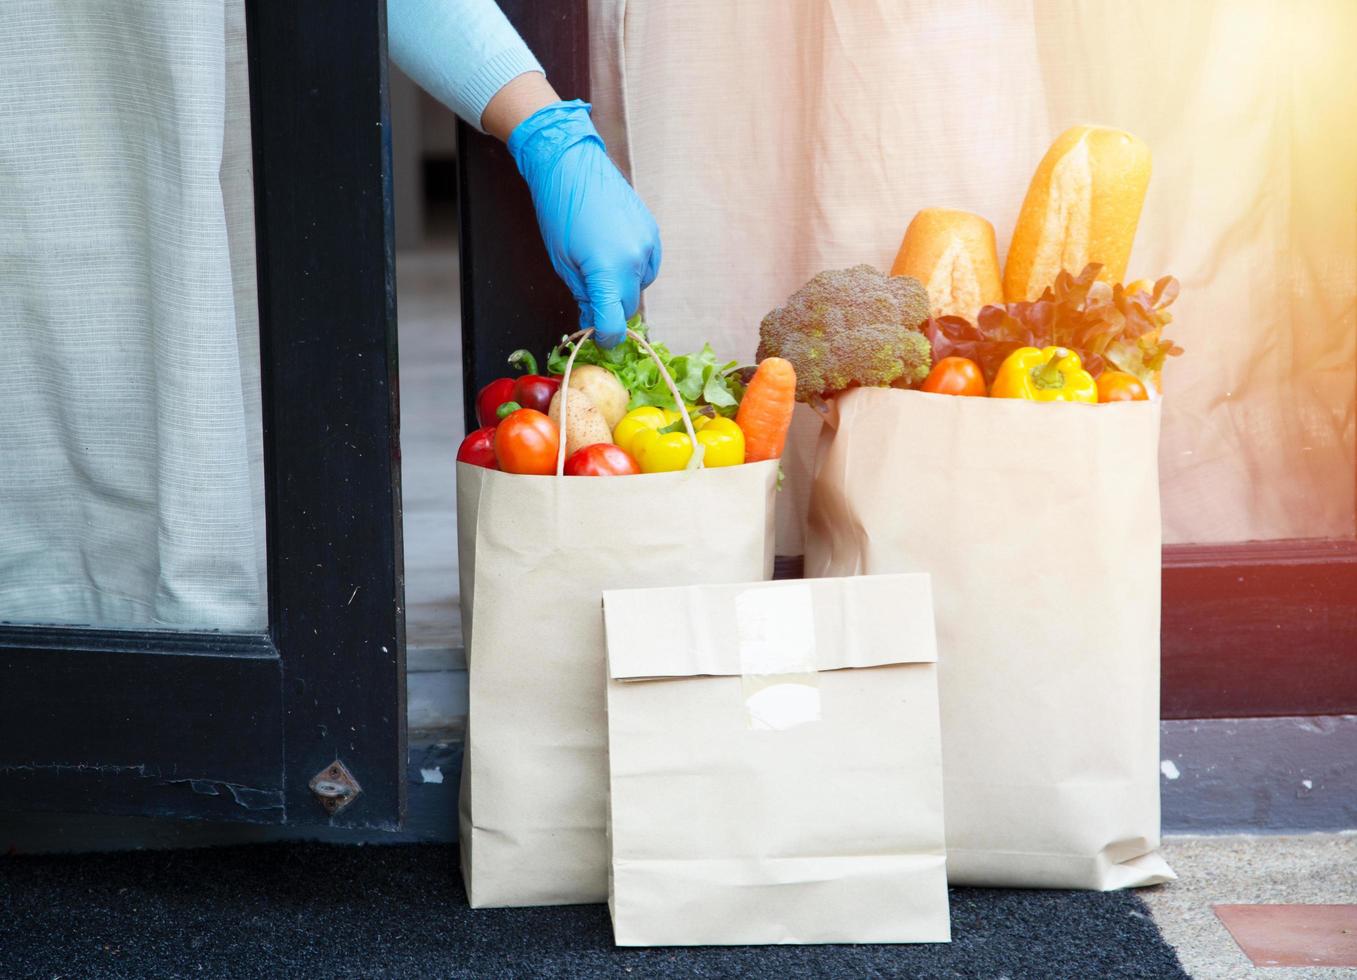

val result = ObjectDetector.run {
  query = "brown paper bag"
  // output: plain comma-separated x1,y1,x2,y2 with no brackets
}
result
457,328,778,908
602,575,950,946
806,387,1174,890
457,460,777,907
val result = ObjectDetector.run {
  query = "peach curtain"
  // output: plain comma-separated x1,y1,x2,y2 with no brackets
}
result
590,0,1356,549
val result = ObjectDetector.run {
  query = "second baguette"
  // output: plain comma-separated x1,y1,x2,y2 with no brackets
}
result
890,208,1002,320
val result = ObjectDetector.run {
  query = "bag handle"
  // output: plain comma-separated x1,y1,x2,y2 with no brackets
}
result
555,328,702,476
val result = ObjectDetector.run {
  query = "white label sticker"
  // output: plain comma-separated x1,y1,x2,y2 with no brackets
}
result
736,585,820,730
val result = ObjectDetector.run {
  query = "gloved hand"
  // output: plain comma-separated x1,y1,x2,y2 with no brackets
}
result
508,101,661,348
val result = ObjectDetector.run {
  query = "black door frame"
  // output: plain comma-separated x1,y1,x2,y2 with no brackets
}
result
458,0,590,431
0,0,405,828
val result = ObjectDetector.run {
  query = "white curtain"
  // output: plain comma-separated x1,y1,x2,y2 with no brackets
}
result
591,0,1357,550
0,1,266,630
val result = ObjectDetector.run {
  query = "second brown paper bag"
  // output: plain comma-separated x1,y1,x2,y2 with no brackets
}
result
806,387,1174,890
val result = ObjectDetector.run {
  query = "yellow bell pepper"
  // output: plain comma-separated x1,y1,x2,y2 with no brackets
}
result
990,346,1098,403
696,417,744,467
632,427,694,473
616,403,732,471
612,407,670,456
615,406,710,453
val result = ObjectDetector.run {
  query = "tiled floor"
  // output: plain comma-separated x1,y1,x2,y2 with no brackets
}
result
1143,835,1357,978
1213,904,1357,968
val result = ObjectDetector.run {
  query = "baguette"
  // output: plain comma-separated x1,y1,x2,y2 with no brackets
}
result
1003,125,1151,302
890,208,1002,320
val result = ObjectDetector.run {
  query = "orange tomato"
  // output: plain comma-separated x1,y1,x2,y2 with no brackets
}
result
1096,371,1149,403
921,357,987,397
493,408,560,474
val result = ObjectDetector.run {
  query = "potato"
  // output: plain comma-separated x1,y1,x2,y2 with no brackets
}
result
566,365,629,429
548,388,614,459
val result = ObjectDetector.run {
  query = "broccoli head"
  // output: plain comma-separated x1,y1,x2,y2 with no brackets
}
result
757,265,933,403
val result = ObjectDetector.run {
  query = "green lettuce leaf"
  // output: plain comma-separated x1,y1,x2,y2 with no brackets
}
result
547,317,743,415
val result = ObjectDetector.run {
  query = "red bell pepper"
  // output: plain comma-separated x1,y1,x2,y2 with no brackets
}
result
475,378,517,428
507,350,560,415
456,426,498,469
474,350,560,425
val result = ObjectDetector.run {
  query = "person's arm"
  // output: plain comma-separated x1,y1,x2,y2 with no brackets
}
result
387,0,661,347
480,71,558,141
386,0,543,133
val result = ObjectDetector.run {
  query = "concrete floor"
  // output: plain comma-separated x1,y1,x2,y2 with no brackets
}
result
396,247,463,656
1144,834,1357,978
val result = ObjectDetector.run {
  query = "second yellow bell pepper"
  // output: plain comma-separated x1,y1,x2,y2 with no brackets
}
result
614,405,711,456
632,427,694,472
990,346,1097,403
618,406,735,471
695,416,744,468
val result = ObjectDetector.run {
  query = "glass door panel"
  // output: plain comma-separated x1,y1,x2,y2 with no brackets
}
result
0,1,266,632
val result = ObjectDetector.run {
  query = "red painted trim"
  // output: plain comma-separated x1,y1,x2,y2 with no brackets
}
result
1162,538,1357,718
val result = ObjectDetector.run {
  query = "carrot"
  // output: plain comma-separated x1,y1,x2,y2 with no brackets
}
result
736,357,796,463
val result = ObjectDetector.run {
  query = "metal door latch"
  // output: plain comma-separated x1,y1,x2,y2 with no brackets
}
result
309,759,362,816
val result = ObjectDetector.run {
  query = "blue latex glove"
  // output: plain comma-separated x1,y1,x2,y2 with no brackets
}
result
507,101,661,348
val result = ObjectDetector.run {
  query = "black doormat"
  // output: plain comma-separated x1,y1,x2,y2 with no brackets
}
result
0,842,1185,979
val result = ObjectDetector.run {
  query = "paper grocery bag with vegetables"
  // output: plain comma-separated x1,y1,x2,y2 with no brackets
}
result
800,125,1178,889
456,324,791,908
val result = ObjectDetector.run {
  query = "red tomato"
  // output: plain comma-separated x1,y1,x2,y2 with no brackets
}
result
456,426,498,469
493,409,560,475
511,374,561,414
1096,371,1149,403
475,377,517,427
563,443,641,477
921,357,987,396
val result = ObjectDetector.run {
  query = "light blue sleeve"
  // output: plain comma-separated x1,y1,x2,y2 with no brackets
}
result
387,0,544,132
